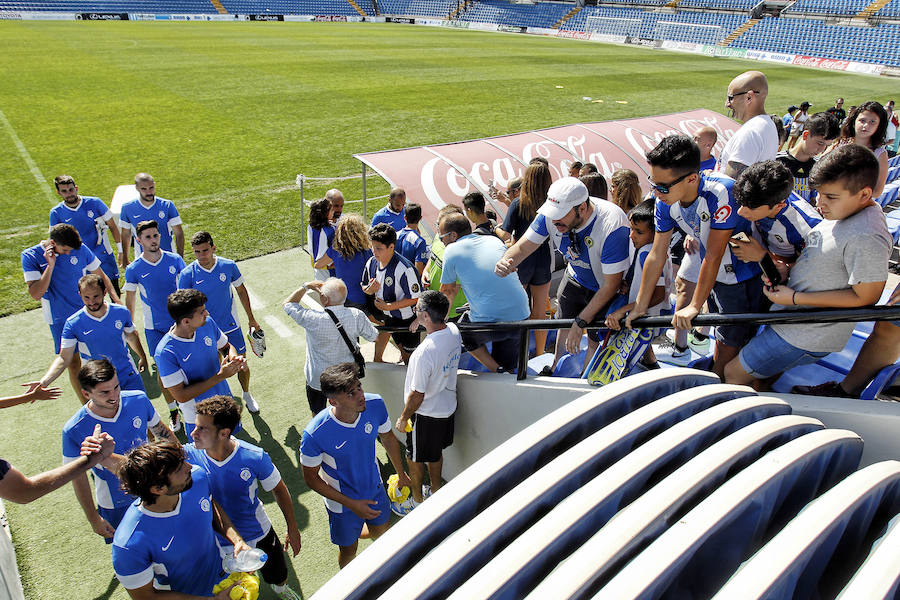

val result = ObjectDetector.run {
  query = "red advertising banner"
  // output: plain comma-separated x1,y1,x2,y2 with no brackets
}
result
354,109,739,227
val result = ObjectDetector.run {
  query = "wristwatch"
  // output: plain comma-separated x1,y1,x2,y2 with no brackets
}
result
575,317,589,329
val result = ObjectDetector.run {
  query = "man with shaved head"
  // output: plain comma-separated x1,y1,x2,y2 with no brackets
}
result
693,126,718,171
326,188,345,222
718,71,778,179
371,187,407,231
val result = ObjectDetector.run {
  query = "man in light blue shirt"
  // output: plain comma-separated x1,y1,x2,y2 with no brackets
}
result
119,173,184,267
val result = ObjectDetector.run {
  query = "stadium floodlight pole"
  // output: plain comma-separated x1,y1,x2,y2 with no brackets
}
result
361,162,368,220
297,173,306,248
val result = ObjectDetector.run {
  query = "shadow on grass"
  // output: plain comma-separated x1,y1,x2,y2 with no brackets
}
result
92,576,119,600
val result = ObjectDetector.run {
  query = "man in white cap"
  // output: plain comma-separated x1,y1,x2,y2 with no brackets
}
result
495,177,630,371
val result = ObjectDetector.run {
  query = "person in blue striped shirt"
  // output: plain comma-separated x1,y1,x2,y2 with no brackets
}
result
308,197,336,281
396,202,429,277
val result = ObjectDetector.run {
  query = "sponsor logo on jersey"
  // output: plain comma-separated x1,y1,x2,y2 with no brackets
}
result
713,205,732,224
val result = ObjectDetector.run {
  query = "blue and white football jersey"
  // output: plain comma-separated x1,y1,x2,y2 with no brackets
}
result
362,253,421,319
123,251,186,332
752,192,822,260
308,224,335,263
62,390,159,509
61,304,138,378
396,227,429,266
627,243,673,315
178,257,243,334
21,243,100,324
654,172,760,284
154,317,231,424
49,197,115,263
112,466,224,595
119,198,182,254
185,440,280,545
300,394,392,514
524,200,631,292
370,205,406,231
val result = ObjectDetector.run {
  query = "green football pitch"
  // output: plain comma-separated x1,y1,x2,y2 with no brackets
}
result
0,19,897,599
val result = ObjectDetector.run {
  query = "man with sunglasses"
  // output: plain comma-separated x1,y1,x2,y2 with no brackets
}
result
626,135,761,379
495,177,630,372
718,71,779,179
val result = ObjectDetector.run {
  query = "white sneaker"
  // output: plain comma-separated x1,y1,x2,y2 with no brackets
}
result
688,330,711,353
243,392,260,413
247,329,266,358
422,484,432,499
654,340,693,366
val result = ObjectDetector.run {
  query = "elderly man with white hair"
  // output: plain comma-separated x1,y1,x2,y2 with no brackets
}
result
283,278,378,415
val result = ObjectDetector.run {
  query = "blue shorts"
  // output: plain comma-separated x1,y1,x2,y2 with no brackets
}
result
49,321,66,354
99,504,131,544
225,328,247,355
738,326,829,379
117,365,146,392
708,277,764,348
145,329,168,357
99,254,119,281
327,486,391,547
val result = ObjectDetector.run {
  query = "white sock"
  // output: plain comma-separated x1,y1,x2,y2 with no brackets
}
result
272,584,285,593
167,401,177,411
243,391,252,399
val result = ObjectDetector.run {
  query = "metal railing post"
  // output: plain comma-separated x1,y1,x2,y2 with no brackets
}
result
517,328,529,381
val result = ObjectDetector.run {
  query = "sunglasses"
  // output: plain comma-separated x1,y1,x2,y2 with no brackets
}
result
727,90,757,102
647,171,693,195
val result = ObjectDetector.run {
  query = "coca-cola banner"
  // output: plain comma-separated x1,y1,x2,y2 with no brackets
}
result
354,109,739,226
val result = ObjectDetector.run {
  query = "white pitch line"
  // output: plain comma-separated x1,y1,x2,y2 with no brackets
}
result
263,314,294,339
0,107,54,202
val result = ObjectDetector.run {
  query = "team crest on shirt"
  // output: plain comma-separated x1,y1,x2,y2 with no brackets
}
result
158,211,165,219
169,266,176,274
200,498,211,512
385,277,394,286
219,273,227,282
713,206,731,224
70,256,78,265
585,237,594,248
411,283,419,293
700,212,710,222
775,234,785,244
115,320,123,330
87,210,94,218
132,417,142,429
240,468,251,481
204,336,213,346
364,422,373,434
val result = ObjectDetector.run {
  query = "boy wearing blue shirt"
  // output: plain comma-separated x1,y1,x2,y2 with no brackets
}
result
396,202,429,276
626,134,762,379
179,231,261,413
187,396,302,600
35,274,148,396
112,442,249,599
155,289,246,437
119,173,184,267
301,363,410,568
22,224,119,396
62,359,175,542
370,187,407,231
725,145,891,387
51,175,123,295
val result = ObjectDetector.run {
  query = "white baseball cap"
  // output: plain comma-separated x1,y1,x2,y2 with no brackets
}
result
538,177,589,220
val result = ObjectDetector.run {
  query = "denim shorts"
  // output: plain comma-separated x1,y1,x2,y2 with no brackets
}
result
738,326,828,379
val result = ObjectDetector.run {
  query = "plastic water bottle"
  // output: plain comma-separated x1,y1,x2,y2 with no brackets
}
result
223,548,268,573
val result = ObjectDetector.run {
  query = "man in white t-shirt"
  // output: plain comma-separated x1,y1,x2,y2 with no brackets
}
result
393,290,461,516
718,70,779,179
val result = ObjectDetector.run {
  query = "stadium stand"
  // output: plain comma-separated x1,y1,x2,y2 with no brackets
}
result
378,0,458,18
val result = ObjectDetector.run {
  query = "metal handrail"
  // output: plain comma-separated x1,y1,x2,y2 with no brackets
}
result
376,305,900,380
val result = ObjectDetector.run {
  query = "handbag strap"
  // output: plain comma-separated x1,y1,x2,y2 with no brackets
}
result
324,308,360,356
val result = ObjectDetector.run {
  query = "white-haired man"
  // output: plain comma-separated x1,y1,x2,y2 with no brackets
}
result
283,278,378,415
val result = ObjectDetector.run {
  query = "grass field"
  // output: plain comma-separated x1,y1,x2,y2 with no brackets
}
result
0,19,898,599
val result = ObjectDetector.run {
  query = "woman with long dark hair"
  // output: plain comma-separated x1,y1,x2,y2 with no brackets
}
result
307,197,335,280
836,101,889,198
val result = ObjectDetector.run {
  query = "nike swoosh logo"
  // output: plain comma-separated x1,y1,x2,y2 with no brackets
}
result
181,353,192,361
335,441,347,449
195,280,204,284
141,273,150,278
83,330,93,335
64,218,72,222
162,536,174,551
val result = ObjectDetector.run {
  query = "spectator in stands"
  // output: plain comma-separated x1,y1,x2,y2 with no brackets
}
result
489,176,521,208
730,160,822,279
835,101,890,198
787,101,812,150
580,173,609,201
120,173,184,265
326,188,345,222
826,97,846,124
422,205,468,321
371,187,407,231
794,282,900,398
694,126,718,172
308,197,335,281
782,105,798,131
568,161,583,177
626,135,761,378
497,161,553,358
579,162,599,176
463,191,498,237
610,168,643,214
885,100,897,158
441,212,529,373
363,223,421,363
776,112,840,203
315,215,373,312
496,177,630,372
725,145,891,388
719,70,779,178
530,156,549,167
396,202,429,276
283,278,377,414
770,115,787,149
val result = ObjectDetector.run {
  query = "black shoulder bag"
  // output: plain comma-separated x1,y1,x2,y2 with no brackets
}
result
324,308,366,378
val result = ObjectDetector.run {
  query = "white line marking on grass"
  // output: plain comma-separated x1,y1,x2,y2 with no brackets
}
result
243,285,265,310
0,107,54,202
264,314,294,339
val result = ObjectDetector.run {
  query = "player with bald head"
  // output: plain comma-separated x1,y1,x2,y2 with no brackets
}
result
719,71,778,179
326,188,345,222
